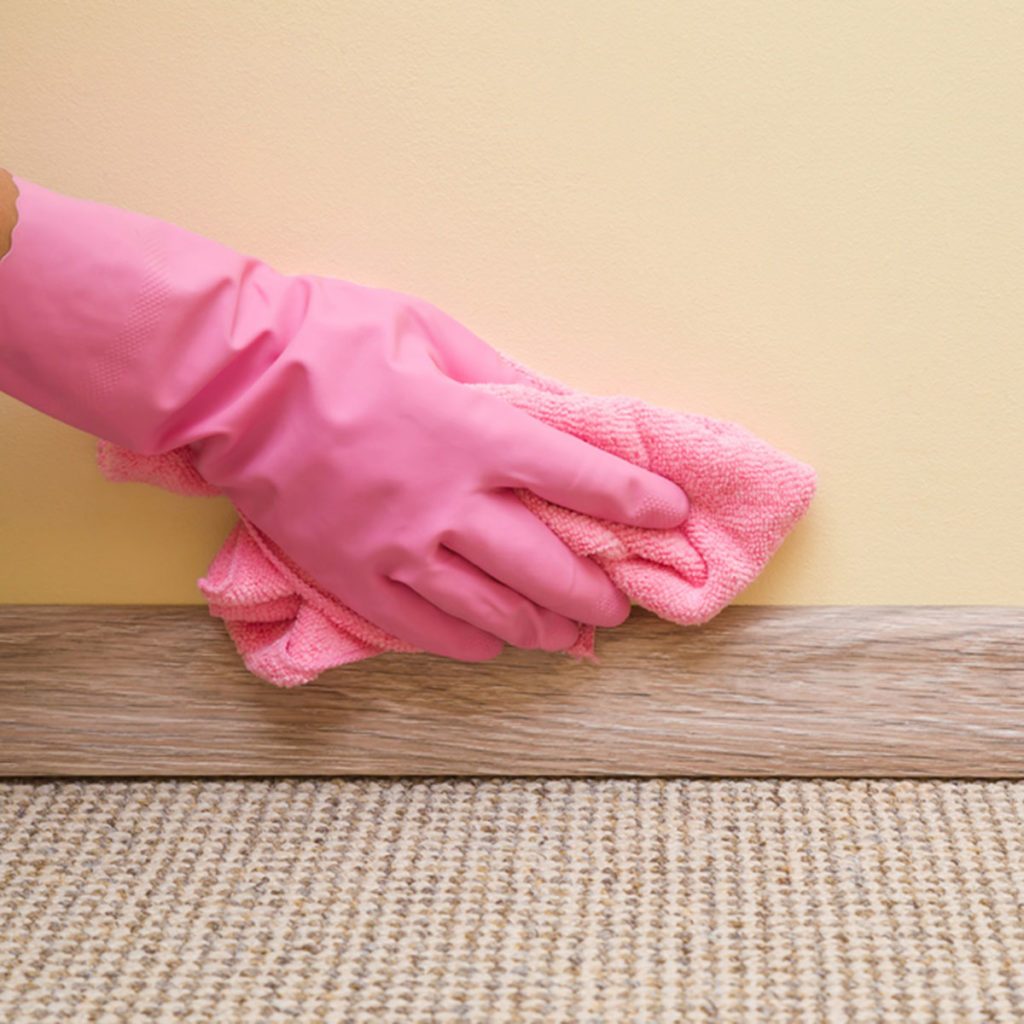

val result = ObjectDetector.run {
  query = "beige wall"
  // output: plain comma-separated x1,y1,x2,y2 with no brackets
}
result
2,1,1021,605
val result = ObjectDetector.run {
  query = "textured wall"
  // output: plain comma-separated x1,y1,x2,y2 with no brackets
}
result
1,1,1021,604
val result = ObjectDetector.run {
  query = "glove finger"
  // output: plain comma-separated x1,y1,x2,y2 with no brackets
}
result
354,574,506,662
390,545,581,652
492,409,690,529
443,489,631,628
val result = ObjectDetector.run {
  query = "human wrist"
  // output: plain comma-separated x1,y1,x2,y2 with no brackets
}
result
0,168,19,263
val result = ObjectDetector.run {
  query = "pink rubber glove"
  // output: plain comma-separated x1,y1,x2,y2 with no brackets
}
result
0,175,690,660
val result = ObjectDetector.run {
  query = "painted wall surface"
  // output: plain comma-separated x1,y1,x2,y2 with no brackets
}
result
1,1,1021,604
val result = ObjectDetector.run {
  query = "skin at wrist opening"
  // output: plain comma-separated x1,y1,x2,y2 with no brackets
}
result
0,168,19,261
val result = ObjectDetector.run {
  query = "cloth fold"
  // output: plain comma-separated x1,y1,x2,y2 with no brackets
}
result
95,357,817,687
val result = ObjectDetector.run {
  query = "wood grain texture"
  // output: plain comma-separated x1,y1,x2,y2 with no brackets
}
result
0,605,1021,778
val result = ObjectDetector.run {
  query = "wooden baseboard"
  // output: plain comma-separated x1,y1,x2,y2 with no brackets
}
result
0,604,1021,778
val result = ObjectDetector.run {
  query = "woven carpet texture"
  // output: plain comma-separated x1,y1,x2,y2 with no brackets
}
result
2,777,1023,1023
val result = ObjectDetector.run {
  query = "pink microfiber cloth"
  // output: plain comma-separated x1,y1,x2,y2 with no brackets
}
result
95,356,817,687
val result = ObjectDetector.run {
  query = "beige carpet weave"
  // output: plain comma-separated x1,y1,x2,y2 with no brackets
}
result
2,778,1024,1023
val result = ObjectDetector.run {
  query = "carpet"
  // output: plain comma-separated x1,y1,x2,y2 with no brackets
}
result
1,777,1023,1022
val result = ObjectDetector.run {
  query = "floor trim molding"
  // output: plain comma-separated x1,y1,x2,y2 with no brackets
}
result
1,604,1021,777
